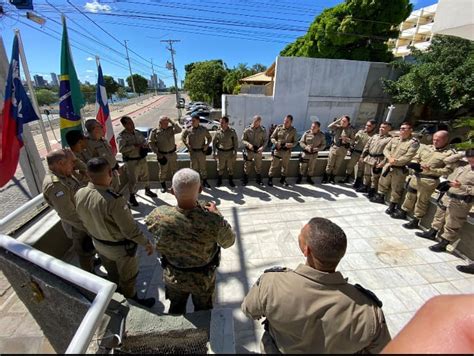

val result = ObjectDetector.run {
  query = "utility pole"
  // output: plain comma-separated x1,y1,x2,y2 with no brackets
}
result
124,40,136,94
161,39,181,119
151,58,158,96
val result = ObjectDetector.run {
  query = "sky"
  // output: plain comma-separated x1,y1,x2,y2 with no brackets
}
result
1,0,438,87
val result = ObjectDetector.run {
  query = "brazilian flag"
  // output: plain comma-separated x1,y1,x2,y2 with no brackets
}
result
59,16,84,146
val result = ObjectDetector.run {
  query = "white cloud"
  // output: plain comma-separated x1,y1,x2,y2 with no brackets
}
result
86,70,94,73
86,56,94,61
84,1,111,13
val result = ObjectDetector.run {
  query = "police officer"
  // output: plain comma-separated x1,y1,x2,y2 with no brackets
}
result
357,121,392,198
241,217,391,354
391,131,456,229
322,115,356,184
267,115,297,187
75,158,156,308
371,122,420,215
145,168,235,314
65,130,90,184
213,116,238,187
416,149,473,256
117,116,157,207
181,113,213,188
42,149,95,273
342,120,377,186
241,115,267,186
148,115,182,193
296,121,326,185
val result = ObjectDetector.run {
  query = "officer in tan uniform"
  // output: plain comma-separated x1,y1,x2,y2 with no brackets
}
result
322,115,356,184
371,122,420,215
145,168,235,314
181,113,212,188
356,121,392,198
241,115,267,186
241,217,391,354
117,116,157,207
84,119,121,193
391,131,456,229
65,130,91,184
416,149,473,259
342,120,377,186
296,121,326,185
42,149,95,273
213,116,238,187
148,115,182,193
75,157,156,308
267,115,297,187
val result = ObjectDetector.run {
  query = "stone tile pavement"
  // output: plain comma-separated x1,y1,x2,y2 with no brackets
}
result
1,181,472,353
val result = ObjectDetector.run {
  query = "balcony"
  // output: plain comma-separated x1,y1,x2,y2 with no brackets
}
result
400,27,417,38
418,23,434,34
413,41,432,51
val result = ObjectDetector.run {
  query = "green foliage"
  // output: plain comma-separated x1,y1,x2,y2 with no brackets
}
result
223,63,268,94
103,75,119,98
126,74,148,94
280,0,412,62
452,117,474,149
80,84,96,104
184,60,227,107
35,89,57,106
382,35,474,115
116,86,128,99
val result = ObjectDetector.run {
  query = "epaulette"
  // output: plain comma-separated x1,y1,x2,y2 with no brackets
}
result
264,266,288,273
354,283,383,307
106,189,122,199
51,175,60,183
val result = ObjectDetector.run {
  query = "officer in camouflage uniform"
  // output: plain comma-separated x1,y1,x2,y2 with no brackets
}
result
267,115,297,187
341,120,376,186
117,116,157,207
42,149,95,273
148,115,182,193
322,115,356,184
75,157,156,308
392,131,457,229
181,113,213,188
371,122,420,215
145,168,235,314
241,115,267,186
213,116,238,187
241,217,391,354
357,122,392,198
296,121,326,185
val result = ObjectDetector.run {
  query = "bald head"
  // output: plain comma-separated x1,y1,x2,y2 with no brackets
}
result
433,130,449,149
46,149,67,167
171,168,201,200
159,116,170,129
46,149,74,176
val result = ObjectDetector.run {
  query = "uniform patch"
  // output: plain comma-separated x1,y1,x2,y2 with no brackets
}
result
411,138,420,149
354,283,383,307
55,191,64,198
264,266,288,273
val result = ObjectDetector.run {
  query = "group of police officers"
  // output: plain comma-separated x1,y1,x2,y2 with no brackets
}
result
41,112,473,353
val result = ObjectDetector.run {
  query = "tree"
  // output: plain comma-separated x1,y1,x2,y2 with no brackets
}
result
35,89,57,106
116,86,128,99
251,63,267,73
80,84,96,104
223,63,268,94
103,75,119,98
126,74,148,95
382,35,474,118
184,60,227,107
280,0,412,62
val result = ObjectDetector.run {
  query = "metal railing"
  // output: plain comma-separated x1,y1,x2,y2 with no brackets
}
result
0,193,46,235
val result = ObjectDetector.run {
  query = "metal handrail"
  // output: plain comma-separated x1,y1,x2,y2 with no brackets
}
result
0,193,46,234
0,233,116,353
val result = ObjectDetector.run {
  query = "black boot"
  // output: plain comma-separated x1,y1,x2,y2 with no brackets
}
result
268,176,273,186
129,193,139,207
145,188,157,198
321,173,329,184
339,174,351,183
353,177,362,189
306,176,314,185
429,239,449,253
356,184,368,193
228,175,235,187
295,174,302,184
280,176,289,187
367,188,376,199
403,217,420,230
160,182,167,193
370,193,385,204
391,208,408,220
415,228,438,241
242,174,248,186
216,175,223,187
456,263,474,275
329,174,336,184
131,293,155,308
202,179,211,188
256,174,263,186
385,202,397,215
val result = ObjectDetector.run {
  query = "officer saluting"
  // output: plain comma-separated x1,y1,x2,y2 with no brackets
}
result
296,121,326,185
213,116,238,187
241,115,267,186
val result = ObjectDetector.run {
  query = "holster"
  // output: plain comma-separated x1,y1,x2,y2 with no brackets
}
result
124,241,138,257
139,146,151,158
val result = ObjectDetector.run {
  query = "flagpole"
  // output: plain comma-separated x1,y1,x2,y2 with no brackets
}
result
95,55,100,118
15,29,52,153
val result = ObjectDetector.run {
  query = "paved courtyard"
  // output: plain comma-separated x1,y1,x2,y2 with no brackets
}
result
1,181,473,353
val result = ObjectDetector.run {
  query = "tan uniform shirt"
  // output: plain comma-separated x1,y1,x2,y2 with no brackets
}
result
75,183,148,246
412,145,457,178
447,164,474,197
86,137,117,168
213,127,238,155
241,264,391,354
149,121,182,154
363,133,392,165
299,130,326,156
270,125,297,147
328,120,356,146
383,135,420,167
42,172,85,231
242,125,267,150
352,129,375,153
117,129,146,159
72,158,90,184
181,125,212,150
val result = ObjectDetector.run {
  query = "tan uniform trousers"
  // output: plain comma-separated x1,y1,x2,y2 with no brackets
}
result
269,150,291,177
345,153,364,177
158,152,178,182
244,151,263,175
326,146,348,175
190,150,207,179
217,151,236,176
299,154,318,176
401,176,438,218
432,196,472,242
363,163,382,191
93,241,139,298
378,167,408,204
124,158,149,194
260,330,281,354
61,222,95,273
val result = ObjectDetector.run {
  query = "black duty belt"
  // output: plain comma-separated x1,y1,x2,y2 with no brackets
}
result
123,156,144,162
333,143,350,149
191,148,204,152
92,236,128,246
415,173,440,180
391,166,405,169
352,149,363,154
217,147,234,152
369,153,384,157
447,192,473,203
158,146,177,154
161,247,221,273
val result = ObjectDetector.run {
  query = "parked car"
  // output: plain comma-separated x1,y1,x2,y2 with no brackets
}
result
135,126,153,140
390,120,469,146
183,116,220,131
